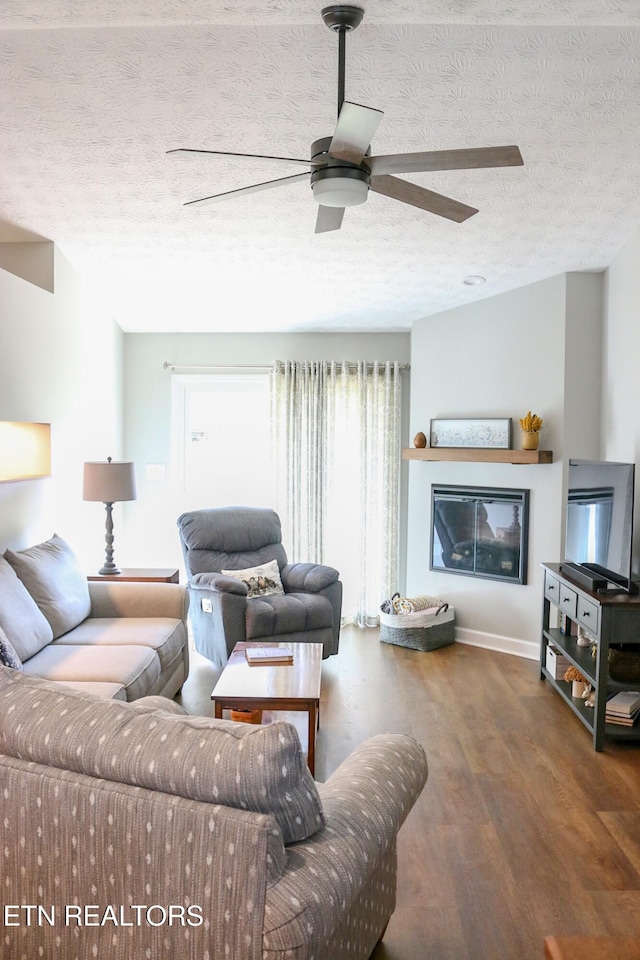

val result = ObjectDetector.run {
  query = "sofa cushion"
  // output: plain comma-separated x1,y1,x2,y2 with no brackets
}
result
54,617,184,672
22,643,160,702
246,591,334,639
0,625,23,670
0,555,53,660
0,668,324,844
4,534,91,639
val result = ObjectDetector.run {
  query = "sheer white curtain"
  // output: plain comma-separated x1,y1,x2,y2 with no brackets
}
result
271,360,402,626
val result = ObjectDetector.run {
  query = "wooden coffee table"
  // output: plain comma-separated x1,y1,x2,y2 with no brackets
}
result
210,641,323,775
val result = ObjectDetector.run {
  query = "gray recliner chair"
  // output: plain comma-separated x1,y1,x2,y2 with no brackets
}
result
177,506,342,667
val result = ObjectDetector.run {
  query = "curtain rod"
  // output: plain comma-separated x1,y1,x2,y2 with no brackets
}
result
164,361,410,372
163,362,270,372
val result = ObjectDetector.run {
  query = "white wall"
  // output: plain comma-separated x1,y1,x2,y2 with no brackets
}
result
602,228,640,579
0,243,123,566
406,273,603,659
122,332,411,577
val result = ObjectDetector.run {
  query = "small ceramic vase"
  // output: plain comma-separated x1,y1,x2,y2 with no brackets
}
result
521,431,540,451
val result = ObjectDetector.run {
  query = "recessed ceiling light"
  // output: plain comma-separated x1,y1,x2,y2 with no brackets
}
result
463,275,486,286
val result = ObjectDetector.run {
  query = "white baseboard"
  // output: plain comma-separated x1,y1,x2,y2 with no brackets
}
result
455,626,539,661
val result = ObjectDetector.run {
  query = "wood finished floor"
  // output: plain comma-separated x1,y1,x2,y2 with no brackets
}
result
178,627,640,960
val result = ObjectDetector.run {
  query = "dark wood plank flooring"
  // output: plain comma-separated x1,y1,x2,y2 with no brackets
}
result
179,626,640,960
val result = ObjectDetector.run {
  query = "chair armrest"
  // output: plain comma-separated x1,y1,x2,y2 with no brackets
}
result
88,581,188,620
281,562,340,593
264,735,427,947
189,572,248,595
317,733,428,839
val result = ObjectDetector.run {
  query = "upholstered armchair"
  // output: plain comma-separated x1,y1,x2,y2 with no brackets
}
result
177,507,342,667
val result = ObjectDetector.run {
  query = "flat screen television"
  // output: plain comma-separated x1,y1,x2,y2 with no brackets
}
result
564,459,636,594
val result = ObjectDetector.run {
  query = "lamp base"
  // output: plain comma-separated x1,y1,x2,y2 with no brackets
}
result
98,501,122,576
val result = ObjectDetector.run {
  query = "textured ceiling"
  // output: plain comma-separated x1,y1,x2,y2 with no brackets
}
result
2,2,640,332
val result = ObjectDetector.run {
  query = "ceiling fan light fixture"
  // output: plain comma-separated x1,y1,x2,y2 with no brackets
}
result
312,175,369,207
170,5,523,233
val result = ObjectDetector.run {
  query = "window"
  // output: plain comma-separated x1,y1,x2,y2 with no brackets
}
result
171,374,274,510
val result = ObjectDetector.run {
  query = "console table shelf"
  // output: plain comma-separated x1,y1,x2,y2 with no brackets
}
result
540,562,640,751
402,448,553,464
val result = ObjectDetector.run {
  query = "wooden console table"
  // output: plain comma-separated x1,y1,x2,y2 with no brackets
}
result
87,568,179,583
540,562,640,751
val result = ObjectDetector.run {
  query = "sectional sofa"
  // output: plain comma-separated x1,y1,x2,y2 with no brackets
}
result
0,534,188,700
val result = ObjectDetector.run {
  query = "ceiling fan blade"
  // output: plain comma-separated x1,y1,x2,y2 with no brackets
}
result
328,101,384,165
371,175,478,223
366,145,524,176
315,205,345,234
184,172,310,207
168,148,322,168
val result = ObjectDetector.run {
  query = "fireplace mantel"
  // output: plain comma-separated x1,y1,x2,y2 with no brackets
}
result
402,448,553,465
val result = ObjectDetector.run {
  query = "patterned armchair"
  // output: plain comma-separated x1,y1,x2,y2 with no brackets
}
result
177,506,342,667
1,668,429,960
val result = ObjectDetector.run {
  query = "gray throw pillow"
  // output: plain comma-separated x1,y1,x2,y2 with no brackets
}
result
0,626,23,670
0,556,53,661
4,534,91,639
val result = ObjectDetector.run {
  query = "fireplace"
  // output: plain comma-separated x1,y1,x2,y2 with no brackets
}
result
430,484,530,584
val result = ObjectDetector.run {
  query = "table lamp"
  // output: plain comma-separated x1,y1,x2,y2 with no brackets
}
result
83,457,137,575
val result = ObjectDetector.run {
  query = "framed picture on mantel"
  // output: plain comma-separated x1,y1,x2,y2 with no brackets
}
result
429,418,512,449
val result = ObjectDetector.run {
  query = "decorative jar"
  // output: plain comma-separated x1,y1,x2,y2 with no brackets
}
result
521,431,540,451
571,680,588,698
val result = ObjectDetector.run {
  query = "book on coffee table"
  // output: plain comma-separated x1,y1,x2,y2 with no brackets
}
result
245,646,294,665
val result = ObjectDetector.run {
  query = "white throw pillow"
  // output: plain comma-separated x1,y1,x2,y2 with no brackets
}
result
221,559,285,598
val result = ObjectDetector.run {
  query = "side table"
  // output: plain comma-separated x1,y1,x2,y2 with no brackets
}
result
87,568,179,583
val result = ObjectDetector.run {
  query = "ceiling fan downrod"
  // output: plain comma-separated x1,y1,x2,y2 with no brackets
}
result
321,5,364,117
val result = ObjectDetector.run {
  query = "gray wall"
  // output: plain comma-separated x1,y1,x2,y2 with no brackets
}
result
406,272,603,658
0,243,123,566
122,332,411,577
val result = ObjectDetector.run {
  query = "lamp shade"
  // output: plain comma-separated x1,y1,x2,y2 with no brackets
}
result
83,459,137,503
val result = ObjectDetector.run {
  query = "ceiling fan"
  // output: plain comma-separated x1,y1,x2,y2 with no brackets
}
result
168,4,524,234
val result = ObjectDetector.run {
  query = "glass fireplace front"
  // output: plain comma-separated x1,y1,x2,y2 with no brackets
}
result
430,484,530,584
